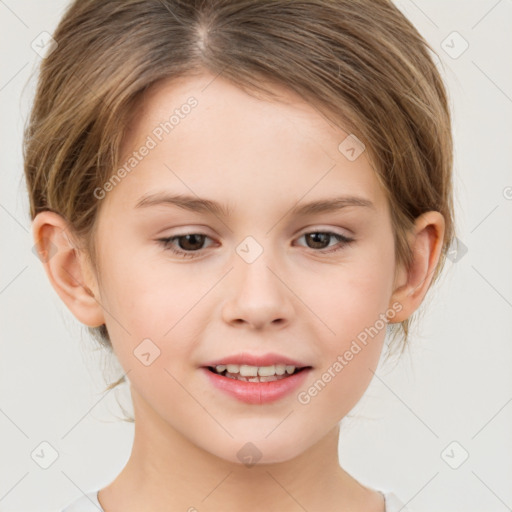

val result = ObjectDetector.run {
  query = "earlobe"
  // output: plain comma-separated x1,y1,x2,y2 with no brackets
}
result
388,211,445,323
32,211,105,327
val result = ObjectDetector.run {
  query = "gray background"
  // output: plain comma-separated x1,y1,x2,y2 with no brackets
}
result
1,1,511,511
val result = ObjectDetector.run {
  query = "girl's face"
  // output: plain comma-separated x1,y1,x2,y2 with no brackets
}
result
91,72,401,464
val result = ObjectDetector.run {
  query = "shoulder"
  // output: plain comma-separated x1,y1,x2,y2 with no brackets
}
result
379,490,415,512
60,490,103,512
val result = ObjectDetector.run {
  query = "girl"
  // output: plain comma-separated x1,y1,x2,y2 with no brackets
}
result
24,0,453,510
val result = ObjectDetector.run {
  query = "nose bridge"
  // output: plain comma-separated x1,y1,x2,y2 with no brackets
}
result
234,235,281,299
221,234,294,328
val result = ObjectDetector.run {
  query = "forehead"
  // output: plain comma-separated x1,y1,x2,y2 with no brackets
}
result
105,71,386,218
129,72,341,153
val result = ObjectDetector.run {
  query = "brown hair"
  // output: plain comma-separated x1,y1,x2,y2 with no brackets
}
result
24,0,454,377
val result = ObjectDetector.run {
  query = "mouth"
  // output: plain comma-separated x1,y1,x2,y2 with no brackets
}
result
205,364,311,383
202,364,312,404
200,353,313,404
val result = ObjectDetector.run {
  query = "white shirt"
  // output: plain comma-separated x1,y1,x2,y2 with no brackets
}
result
60,488,414,511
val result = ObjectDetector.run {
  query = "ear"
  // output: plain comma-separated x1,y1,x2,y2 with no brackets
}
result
32,211,105,327
388,211,445,323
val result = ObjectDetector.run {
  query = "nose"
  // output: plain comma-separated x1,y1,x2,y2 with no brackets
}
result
221,253,295,330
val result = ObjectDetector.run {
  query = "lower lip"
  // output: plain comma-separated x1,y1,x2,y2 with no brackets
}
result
201,367,311,405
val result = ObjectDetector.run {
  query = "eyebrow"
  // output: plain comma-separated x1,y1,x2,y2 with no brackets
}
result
134,192,374,217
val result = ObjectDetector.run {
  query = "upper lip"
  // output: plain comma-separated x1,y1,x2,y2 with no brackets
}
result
202,352,310,368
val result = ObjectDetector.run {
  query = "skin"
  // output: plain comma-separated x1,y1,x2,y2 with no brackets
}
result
33,71,444,512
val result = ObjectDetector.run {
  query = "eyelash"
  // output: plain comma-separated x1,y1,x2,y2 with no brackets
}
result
156,231,354,259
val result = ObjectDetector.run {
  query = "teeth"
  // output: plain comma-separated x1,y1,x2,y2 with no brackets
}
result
275,365,286,375
257,365,275,377
213,364,298,377
241,365,259,377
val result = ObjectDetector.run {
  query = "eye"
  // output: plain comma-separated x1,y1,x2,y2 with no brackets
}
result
295,231,354,253
157,230,354,259
157,233,214,259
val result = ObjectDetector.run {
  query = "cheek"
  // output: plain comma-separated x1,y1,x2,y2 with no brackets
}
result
96,243,187,328
302,291,390,425
312,246,395,340
96,250,210,371
302,241,395,404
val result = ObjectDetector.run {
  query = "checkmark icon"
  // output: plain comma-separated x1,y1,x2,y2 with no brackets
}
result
441,440,469,469
31,31,58,58
31,441,59,469
133,338,161,366
237,442,262,467
446,237,468,263
441,31,469,59
338,134,365,161
236,236,263,263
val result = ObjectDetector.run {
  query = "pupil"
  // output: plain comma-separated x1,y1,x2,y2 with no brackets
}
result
307,232,329,249
180,234,205,251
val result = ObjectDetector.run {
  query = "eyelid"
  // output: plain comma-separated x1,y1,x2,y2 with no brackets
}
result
295,224,353,237
156,227,355,260
158,225,352,243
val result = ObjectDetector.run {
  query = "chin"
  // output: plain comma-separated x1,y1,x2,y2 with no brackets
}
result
206,436,307,467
